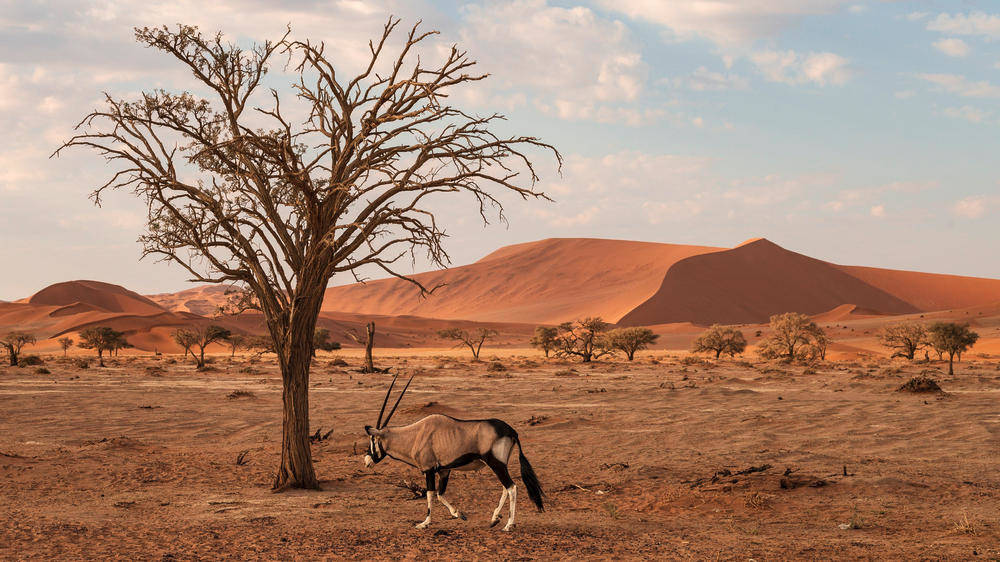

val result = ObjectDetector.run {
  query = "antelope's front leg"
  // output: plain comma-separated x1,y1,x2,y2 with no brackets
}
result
436,469,466,520
415,470,435,529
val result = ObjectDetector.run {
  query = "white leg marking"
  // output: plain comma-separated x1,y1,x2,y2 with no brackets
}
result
490,487,508,527
415,491,434,529
437,494,466,520
503,485,517,531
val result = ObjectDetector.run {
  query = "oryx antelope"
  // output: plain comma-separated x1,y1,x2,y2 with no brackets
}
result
363,376,544,531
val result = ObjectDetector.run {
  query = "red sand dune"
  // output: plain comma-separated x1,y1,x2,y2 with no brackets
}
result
322,237,1000,326
28,280,166,315
618,239,920,326
321,238,723,324
5,237,1000,355
147,285,233,316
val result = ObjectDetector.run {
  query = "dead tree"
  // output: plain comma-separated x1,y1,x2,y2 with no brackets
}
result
346,322,377,373
55,20,559,490
437,327,497,360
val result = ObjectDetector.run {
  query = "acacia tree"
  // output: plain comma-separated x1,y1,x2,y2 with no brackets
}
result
225,333,249,358
878,323,927,360
56,21,558,490
78,327,127,367
529,326,558,357
604,327,658,361
174,325,231,367
692,325,746,359
757,312,826,363
313,328,341,356
927,322,979,375
172,328,199,360
1,331,36,366
555,318,613,363
58,337,75,357
438,327,497,360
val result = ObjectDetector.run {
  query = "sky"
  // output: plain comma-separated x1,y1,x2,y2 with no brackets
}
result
1,0,999,299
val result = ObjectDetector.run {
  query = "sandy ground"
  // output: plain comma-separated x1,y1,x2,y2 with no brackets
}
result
2,351,999,560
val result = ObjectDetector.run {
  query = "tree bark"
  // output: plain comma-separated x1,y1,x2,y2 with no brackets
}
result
5,345,16,366
273,344,319,490
948,352,955,376
364,322,375,373
272,283,323,491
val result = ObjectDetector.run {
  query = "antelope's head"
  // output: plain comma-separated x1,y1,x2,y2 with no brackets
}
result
363,374,413,468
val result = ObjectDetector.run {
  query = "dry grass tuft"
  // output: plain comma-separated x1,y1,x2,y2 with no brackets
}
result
227,389,256,400
952,512,977,535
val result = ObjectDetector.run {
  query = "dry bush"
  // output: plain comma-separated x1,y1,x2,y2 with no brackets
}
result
73,358,90,369
486,361,507,372
35,367,51,375
227,390,256,400
744,491,773,510
897,376,944,394
19,355,44,366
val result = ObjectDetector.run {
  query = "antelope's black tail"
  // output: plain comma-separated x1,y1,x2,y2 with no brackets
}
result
516,438,544,512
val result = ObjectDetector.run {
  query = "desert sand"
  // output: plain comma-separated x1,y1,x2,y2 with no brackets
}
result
1,350,998,559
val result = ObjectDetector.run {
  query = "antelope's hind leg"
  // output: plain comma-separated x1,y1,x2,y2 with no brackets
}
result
485,455,516,531
415,470,435,529
435,469,467,520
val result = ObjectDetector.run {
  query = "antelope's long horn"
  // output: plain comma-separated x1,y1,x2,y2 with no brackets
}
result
381,375,414,429
375,375,398,429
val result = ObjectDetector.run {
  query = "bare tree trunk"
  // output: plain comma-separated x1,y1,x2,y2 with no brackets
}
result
6,346,16,366
364,322,375,373
198,347,206,368
948,352,955,376
272,285,323,491
274,344,319,490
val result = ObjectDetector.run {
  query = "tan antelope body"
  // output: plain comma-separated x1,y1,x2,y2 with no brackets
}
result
364,377,544,531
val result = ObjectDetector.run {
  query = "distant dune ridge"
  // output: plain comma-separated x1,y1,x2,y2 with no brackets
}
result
3,237,1000,352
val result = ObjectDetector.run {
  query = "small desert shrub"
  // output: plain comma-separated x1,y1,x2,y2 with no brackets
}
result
196,364,218,372
35,367,51,375
73,358,90,369
329,358,348,367
227,390,256,400
19,355,44,366
486,361,507,372
554,369,578,377
680,355,710,367
744,491,772,510
896,376,943,394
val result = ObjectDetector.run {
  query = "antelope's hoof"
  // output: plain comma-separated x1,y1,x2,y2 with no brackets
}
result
502,523,515,532
456,511,467,521
415,521,430,530
489,518,501,528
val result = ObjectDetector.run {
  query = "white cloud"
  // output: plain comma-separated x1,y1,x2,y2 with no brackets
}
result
596,0,851,47
952,196,993,219
943,105,994,124
751,50,851,86
927,12,1000,39
827,181,937,212
917,73,1000,98
672,66,748,91
459,0,648,122
894,90,916,99
933,38,971,57
870,204,885,217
